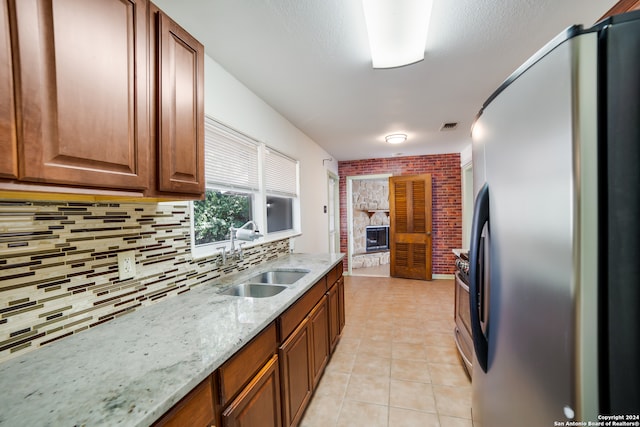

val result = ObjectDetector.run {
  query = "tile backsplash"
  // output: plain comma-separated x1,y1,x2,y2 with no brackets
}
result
0,199,290,364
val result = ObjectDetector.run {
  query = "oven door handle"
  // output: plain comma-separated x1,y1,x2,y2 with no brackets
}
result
469,183,490,373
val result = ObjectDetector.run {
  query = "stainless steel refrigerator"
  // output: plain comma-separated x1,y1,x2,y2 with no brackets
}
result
469,11,640,426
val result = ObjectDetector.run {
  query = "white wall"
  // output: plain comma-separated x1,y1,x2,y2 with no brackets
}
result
460,144,473,167
203,56,338,253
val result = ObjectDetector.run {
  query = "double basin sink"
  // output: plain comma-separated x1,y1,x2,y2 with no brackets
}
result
220,269,309,298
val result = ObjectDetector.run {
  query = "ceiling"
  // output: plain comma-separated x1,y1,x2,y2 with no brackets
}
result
152,0,617,161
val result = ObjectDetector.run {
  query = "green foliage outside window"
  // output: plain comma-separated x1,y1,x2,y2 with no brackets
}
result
193,190,252,245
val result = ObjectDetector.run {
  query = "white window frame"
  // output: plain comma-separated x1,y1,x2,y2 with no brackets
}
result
191,117,301,259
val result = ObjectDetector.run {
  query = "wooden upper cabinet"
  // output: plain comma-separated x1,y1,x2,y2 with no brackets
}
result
600,0,640,20
0,0,17,179
11,0,149,190
150,4,204,196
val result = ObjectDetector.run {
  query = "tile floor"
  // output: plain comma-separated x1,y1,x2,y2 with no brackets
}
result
300,275,472,427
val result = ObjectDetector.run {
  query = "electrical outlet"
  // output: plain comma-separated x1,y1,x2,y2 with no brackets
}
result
117,251,136,281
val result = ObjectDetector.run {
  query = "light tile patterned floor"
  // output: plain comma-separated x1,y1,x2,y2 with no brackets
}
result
300,275,472,427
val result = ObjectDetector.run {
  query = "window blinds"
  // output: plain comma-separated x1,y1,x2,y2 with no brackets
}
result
204,117,259,191
265,148,298,197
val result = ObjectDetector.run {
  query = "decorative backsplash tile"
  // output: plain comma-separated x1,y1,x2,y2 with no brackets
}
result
0,200,290,363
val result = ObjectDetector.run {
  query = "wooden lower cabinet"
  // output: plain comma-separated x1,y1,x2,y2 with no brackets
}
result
280,293,335,427
222,355,282,427
218,323,277,408
153,264,345,427
338,276,346,333
327,281,340,352
153,376,216,427
309,295,329,388
279,318,313,427
327,274,345,353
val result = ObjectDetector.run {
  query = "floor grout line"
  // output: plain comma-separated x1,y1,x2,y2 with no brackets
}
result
301,275,472,427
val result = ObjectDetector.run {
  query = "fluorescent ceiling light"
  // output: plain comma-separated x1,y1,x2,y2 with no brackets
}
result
362,0,433,69
385,133,407,144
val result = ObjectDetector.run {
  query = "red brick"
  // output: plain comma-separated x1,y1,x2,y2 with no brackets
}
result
338,154,461,276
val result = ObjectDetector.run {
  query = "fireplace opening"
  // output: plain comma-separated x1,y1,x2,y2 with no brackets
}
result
366,225,389,252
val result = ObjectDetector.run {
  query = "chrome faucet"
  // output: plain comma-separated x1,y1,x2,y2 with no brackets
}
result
229,221,263,258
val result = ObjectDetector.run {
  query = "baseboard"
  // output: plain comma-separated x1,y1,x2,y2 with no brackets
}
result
432,274,455,280
344,272,455,280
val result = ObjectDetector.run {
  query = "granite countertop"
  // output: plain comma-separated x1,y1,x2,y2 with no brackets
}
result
0,253,344,427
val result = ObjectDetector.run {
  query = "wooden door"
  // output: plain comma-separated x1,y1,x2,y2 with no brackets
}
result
279,318,313,427
389,174,433,280
12,0,148,189
222,355,282,427
0,0,16,179
153,6,204,195
309,296,329,388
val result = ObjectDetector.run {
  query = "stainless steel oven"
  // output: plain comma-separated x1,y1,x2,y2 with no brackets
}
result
454,256,473,377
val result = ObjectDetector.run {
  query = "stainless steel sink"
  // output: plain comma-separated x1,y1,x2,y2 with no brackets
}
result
246,269,309,285
220,283,287,298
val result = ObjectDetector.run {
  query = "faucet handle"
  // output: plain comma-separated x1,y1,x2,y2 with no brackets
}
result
216,246,227,265
237,242,246,260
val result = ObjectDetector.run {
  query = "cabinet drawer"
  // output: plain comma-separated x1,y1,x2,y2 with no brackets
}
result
218,322,277,407
153,376,215,427
221,355,281,427
278,276,327,342
326,262,343,286
218,323,278,406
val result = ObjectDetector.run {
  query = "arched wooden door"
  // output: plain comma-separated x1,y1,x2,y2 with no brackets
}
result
389,174,433,280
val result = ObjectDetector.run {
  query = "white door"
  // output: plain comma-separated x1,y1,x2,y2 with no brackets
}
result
327,172,339,253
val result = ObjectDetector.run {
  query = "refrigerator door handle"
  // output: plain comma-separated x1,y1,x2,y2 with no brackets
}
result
469,183,490,373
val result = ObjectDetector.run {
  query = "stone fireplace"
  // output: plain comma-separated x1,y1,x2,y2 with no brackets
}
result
352,178,390,270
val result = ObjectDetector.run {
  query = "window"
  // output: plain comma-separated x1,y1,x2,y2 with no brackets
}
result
264,148,298,235
266,196,293,233
193,190,253,245
191,117,300,257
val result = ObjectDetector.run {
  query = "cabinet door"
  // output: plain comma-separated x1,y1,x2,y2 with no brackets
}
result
327,282,340,352
222,355,281,427
0,0,16,178
279,318,313,427
338,277,346,333
154,9,204,195
12,0,148,189
309,296,329,388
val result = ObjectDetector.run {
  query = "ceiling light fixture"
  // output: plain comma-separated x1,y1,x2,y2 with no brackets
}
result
385,133,407,144
362,0,433,69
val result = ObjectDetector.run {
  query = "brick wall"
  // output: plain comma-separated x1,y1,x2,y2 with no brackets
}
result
338,154,462,276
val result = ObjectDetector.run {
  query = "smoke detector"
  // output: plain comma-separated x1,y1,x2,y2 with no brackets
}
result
440,122,458,131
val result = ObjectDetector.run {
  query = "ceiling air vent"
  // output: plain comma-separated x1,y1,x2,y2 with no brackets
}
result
440,122,458,131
